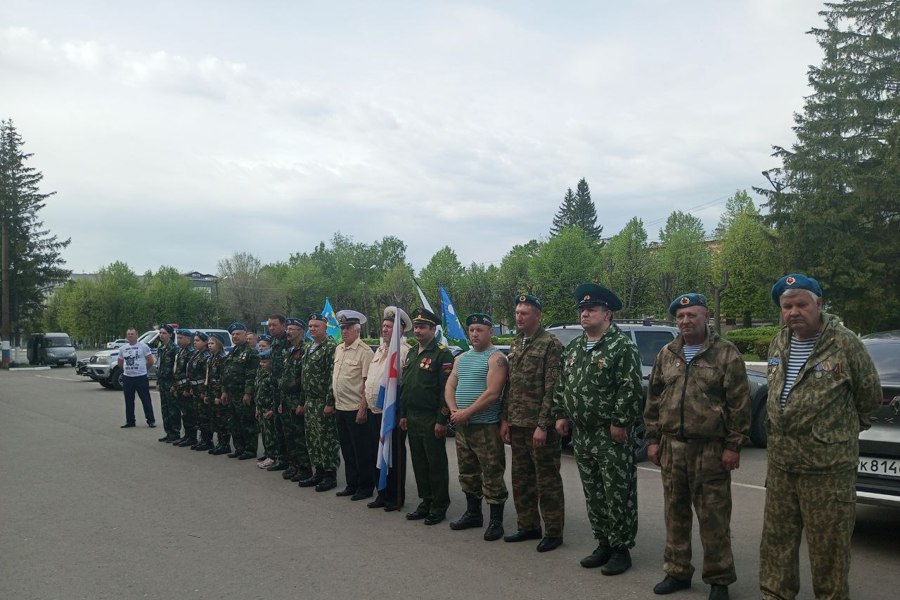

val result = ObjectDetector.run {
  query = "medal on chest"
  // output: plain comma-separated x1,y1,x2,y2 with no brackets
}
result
419,357,432,370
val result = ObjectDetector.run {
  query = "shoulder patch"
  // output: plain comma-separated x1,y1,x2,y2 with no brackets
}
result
767,357,780,366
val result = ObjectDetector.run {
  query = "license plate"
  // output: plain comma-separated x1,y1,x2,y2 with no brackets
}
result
858,457,900,478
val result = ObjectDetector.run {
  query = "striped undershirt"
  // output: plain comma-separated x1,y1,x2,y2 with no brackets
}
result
455,347,501,424
779,334,819,409
682,343,703,363
584,339,599,351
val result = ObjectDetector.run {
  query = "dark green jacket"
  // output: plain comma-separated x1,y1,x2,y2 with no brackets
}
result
280,341,306,409
173,346,196,394
156,340,177,383
505,327,563,429
400,336,454,433
254,367,275,412
222,342,260,397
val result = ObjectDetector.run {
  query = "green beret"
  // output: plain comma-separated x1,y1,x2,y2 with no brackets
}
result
465,313,494,327
515,293,542,310
575,283,622,311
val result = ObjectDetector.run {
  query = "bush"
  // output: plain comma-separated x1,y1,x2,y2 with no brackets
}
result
754,338,773,360
725,326,780,355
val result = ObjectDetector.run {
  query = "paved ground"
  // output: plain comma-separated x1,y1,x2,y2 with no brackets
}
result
1,367,897,600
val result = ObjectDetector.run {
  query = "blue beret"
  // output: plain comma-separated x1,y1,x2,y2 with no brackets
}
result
771,273,823,306
286,317,307,329
465,313,494,327
227,322,247,333
175,328,193,336
307,313,327,324
258,348,272,358
575,283,623,311
194,331,209,342
515,293,542,310
258,333,272,343
158,324,175,335
669,293,708,316
210,331,229,346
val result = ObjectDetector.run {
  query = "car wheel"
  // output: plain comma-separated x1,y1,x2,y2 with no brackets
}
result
110,368,124,391
749,386,768,448
99,380,113,389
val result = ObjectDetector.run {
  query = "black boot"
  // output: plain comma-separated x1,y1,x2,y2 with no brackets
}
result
601,546,632,576
483,503,504,541
581,539,612,569
315,471,337,492
298,470,323,488
450,493,483,530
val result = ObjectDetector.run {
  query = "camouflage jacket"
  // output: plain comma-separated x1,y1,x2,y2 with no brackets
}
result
280,341,307,409
156,340,177,383
186,349,210,398
270,333,290,402
254,367,275,412
766,312,881,473
644,329,750,452
400,336,454,433
300,337,337,407
205,351,225,402
173,346,196,394
222,341,259,397
504,327,563,429
552,324,643,429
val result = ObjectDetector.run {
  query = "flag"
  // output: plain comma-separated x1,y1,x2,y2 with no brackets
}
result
440,284,469,350
376,314,402,491
413,280,449,346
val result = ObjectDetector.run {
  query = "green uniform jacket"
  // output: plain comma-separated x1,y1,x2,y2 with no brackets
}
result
157,340,177,383
222,341,260,397
173,346,196,394
205,351,225,402
280,341,307,409
254,367,275,412
300,337,337,407
270,334,290,403
552,324,643,429
644,329,750,452
766,312,881,473
400,337,454,432
505,327,563,430
187,349,210,397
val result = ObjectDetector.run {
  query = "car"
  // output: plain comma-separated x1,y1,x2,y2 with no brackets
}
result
87,328,233,390
547,322,769,460
856,334,900,508
106,338,128,349
26,332,77,367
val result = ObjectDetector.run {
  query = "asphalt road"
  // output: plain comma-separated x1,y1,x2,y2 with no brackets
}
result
1,367,897,600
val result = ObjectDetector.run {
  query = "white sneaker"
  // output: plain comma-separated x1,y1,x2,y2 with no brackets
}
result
257,458,274,469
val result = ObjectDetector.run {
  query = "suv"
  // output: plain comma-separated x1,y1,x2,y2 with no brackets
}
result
547,322,768,460
86,328,232,390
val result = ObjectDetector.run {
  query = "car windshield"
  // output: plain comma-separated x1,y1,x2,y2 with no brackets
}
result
864,341,900,382
633,331,677,366
45,336,73,347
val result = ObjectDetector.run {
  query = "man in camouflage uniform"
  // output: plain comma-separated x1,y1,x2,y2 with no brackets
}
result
502,293,565,552
401,307,455,526
172,328,198,447
155,324,181,442
265,314,290,471
297,313,340,492
446,313,509,541
279,317,313,483
554,283,643,575
760,274,881,600
254,349,278,469
222,322,260,460
644,293,750,600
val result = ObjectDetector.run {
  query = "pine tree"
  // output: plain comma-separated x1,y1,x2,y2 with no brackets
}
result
0,119,70,341
550,179,603,241
756,0,900,332
550,188,577,235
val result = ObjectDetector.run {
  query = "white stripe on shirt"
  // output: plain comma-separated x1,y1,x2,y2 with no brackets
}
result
779,334,818,409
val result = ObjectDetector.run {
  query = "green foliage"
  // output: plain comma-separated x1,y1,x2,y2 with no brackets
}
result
757,0,900,333
600,217,653,317
653,211,712,310
218,251,282,327
528,227,600,325
724,326,780,354
494,240,541,326
550,178,603,240
417,246,463,309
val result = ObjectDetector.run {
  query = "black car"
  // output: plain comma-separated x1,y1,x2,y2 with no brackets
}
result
856,334,900,507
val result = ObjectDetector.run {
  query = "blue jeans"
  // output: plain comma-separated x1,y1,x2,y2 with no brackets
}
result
123,375,155,425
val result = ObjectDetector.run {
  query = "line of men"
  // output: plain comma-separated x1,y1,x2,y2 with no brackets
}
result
145,272,880,600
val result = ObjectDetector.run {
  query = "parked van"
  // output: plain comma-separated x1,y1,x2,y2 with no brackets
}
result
27,333,77,367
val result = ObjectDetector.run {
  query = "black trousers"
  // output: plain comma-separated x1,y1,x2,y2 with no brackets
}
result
123,375,155,425
336,409,377,492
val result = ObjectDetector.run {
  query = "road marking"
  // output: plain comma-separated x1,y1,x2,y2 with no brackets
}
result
638,465,766,490
36,375,79,381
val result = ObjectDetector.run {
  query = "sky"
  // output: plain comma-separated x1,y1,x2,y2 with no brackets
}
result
1,0,827,276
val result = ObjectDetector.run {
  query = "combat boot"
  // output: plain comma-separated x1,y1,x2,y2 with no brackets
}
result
298,470,323,487
449,493,483,530
194,438,214,452
483,503,504,541
209,444,230,455
580,539,612,568
600,546,632,576
315,471,338,492
282,466,298,480
708,585,729,600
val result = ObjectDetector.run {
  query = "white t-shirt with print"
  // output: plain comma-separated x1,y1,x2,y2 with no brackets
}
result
120,342,152,377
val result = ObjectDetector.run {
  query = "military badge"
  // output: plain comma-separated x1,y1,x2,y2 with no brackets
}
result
596,358,606,369
680,296,691,305
786,276,796,285
419,357,432,370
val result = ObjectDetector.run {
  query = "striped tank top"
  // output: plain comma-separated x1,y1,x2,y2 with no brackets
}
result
455,346,501,424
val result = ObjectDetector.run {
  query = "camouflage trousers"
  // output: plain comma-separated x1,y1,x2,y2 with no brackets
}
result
158,379,181,438
195,395,212,442
226,387,258,455
305,399,340,471
573,425,637,548
760,466,856,600
454,422,508,504
278,405,311,473
509,425,564,536
256,408,278,459
408,429,450,515
177,390,197,434
660,436,735,585
209,399,231,447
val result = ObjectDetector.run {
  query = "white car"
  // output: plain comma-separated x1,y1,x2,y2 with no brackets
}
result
106,338,128,349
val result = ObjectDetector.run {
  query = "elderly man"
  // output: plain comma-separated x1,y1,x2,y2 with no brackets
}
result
502,293,565,552
118,327,156,429
365,306,413,511
644,293,750,600
446,313,509,541
297,313,340,492
332,310,376,500
760,274,881,600
156,324,181,442
401,308,455,526
222,322,260,460
554,283,643,575
279,317,313,483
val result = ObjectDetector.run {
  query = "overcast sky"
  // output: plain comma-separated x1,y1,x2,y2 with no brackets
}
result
1,0,826,276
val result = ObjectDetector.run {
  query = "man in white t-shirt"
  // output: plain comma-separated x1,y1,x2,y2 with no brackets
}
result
117,327,156,428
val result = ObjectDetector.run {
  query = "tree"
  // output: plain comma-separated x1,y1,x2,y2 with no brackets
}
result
550,178,603,241
417,246,463,309
494,240,542,327
528,227,600,325
714,190,757,238
144,266,216,327
757,0,900,332
218,252,280,327
0,119,70,342
600,217,653,318
652,211,712,313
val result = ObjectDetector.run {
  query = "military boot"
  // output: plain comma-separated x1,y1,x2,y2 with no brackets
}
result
176,430,196,447
450,493,483,530
298,470,323,488
600,546,632,576
315,471,338,492
580,539,612,569
483,503,505,541
282,466,298,480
